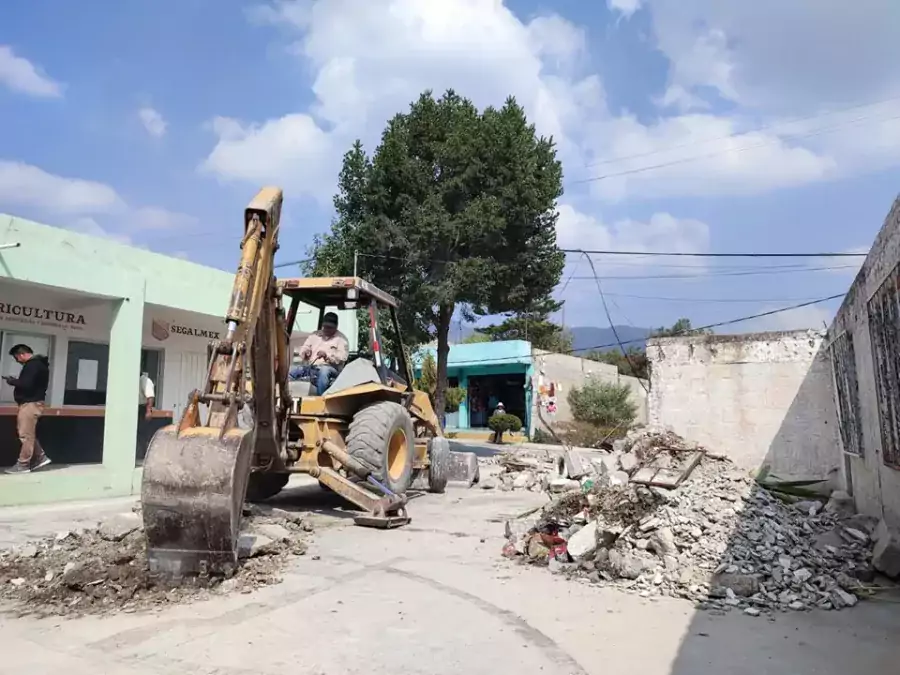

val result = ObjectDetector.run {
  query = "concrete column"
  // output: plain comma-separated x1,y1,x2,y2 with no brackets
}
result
102,293,144,487
459,371,469,429
524,363,535,437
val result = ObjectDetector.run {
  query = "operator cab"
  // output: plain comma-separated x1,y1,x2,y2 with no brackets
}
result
280,276,413,406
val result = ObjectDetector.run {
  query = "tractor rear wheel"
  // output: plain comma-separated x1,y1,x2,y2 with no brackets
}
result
346,401,415,494
245,472,289,502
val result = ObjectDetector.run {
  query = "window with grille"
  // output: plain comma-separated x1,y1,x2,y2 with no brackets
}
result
830,332,862,456
867,266,900,469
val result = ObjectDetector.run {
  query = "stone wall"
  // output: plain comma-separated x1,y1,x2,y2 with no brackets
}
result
829,195,900,528
646,330,841,484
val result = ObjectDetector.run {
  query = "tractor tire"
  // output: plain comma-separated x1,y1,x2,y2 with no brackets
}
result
427,436,451,493
346,401,415,494
245,472,289,502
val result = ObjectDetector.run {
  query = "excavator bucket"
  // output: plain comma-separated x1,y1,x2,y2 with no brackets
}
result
141,425,254,579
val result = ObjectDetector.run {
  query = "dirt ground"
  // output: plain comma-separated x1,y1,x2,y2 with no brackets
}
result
1,469,899,675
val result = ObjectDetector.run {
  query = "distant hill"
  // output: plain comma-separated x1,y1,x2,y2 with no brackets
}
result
568,326,652,354
451,324,653,353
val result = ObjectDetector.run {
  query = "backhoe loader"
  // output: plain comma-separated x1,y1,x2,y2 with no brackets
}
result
141,187,452,579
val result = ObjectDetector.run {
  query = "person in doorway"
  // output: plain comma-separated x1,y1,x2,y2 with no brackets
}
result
289,312,349,394
137,369,155,455
490,401,506,444
3,344,51,474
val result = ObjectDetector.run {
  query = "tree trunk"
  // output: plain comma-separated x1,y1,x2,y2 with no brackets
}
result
434,303,454,429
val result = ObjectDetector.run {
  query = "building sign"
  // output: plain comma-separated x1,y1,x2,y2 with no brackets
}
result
151,319,221,342
0,302,87,330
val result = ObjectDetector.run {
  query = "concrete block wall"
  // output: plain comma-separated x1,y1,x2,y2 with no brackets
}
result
647,330,841,483
829,195,900,528
532,349,649,430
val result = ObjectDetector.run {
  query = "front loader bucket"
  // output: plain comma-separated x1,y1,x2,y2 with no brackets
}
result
141,425,254,579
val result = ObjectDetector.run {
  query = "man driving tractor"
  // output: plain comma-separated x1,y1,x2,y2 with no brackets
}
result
289,311,349,394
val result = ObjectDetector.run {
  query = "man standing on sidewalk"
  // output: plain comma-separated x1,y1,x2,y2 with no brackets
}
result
3,344,51,474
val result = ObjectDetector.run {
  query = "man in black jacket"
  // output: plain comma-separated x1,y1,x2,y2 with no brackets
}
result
3,344,51,474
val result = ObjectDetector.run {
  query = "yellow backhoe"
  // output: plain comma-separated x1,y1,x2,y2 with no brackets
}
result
141,187,451,579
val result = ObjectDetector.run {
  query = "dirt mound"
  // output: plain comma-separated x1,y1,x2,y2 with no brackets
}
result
0,506,312,618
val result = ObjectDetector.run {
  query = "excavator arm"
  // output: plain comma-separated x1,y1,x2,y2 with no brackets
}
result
141,187,289,579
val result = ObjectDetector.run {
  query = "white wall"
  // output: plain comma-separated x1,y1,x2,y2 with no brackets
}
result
531,349,649,431
647,330,841,482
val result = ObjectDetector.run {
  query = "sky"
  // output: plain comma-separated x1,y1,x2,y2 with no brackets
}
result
2,0,900,337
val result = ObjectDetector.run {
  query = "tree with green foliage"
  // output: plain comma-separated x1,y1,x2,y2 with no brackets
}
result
475,296,572,352
650,317,710,338
585,346,650,380
567,379,637,428
460,333,491,344
307,89,565,416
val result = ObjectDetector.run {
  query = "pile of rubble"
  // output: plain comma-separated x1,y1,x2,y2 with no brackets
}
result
0,504,312,618
501,429,887,615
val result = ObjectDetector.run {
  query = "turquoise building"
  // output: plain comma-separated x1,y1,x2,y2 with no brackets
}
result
413,340,534,431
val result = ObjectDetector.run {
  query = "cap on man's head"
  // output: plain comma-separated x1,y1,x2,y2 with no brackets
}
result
322,312,339,326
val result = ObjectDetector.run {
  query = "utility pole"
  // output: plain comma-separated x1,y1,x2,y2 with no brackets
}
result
353,250,358,277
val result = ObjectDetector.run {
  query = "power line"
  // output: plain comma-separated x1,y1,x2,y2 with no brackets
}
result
574,111,900,184
583,94,900,169
580,252,649,392
565,264,855,281
599,291,839,304
560,249,867,258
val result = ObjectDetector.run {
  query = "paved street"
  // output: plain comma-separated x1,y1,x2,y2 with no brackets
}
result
2,479,899,675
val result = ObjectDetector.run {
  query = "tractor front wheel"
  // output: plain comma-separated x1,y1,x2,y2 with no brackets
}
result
346,401,415,494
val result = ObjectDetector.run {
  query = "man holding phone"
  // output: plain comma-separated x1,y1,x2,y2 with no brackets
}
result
3,343,51,474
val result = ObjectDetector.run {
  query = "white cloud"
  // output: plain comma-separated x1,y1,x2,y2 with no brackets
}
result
744,303,836,333
138,107,167,138
556,203,709,257
642,1,900,112
204,0,604,199
606,0,642,19
201,0,900,208
0,160,124,214
0,160,198,242
0,45,63,98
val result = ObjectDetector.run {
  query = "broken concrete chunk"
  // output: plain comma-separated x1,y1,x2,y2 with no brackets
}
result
711,572,759,597
17,544,38,559
252,523,292,542
609,471,630,487
447,451,480,487
618,453,638,474
831,588,858,608
608,549,644,580
238,534,277,559
548,478,580,494
98,513,142,542
567,521,599,561
872,520,900,578
563,451,590,479
648,527,678,557
513,471,536,489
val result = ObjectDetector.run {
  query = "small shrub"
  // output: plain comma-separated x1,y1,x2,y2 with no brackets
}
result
555,421,626,449
444,386,466,413
489,413,522,443
445,431,458,439
567,379,637,428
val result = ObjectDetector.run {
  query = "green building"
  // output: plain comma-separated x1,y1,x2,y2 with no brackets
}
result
0,215,357,506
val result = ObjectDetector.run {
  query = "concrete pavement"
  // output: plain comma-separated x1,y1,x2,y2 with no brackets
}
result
1,479,899,674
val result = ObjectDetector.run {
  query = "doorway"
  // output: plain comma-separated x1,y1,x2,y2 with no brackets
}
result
467,373,526,428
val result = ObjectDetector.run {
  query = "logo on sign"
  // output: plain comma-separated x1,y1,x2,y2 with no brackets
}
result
151,319,170,341
151,318,221,342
